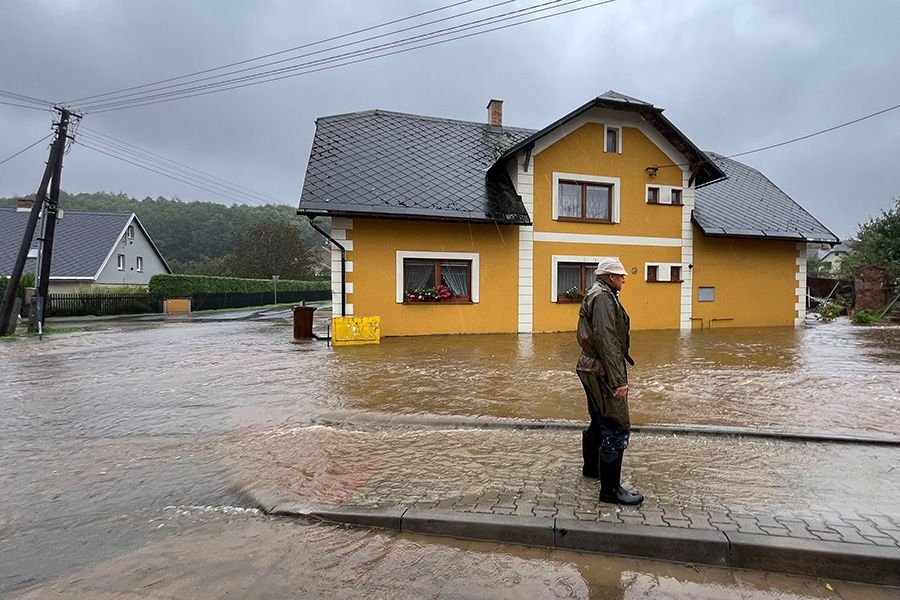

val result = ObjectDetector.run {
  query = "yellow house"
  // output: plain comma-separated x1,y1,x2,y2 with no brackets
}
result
298,92,838,336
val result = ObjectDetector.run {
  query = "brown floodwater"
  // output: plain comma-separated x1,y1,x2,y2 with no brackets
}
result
1,311,898,598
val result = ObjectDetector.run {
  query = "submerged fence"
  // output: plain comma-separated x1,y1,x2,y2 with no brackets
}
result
44,289,330,317
47,293,165,317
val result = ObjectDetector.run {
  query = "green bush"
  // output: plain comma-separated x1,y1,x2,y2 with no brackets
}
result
0,272,35,300
148,274,329,297
850,308,890,325
819,301,843,321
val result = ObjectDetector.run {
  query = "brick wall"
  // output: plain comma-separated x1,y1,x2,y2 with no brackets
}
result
854,266,891,310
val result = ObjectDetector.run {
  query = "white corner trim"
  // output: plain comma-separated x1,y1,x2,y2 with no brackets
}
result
395,250,480,303
551,172,621,222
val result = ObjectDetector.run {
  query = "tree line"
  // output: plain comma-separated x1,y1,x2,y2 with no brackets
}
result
1,192,331,280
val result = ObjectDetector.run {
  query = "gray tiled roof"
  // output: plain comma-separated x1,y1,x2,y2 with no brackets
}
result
695,153,839,243
0,208,131,278
298,110,535,224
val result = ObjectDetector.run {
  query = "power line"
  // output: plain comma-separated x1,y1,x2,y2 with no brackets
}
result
726,101,900,159
0,134,53,167
74,0,519,110
75,129,283,206
79,0,612,113
64,0,477,105
0,87,55,107
0,99,53,111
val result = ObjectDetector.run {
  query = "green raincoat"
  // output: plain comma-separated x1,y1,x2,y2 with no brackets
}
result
576,277,631,428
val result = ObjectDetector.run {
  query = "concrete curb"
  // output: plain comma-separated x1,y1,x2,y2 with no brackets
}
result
313,412,900,446
254,496,900,587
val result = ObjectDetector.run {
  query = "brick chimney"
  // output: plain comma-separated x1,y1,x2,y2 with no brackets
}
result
486,99,503,128
16,198,34,212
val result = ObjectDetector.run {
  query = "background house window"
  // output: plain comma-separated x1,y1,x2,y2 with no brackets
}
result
404,258,471,301
671,189,683,205
646,265,658,282
117,254,125,270
605,127,620,153
670,266,681,281
136,256,144,272
647,187,659,204
558,181,612,222
699,287,715,302
127,225,135,239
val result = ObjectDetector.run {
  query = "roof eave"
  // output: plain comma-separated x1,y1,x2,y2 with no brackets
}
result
297,206,531,226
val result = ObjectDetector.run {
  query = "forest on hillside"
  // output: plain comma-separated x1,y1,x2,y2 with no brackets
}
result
1,192,331,278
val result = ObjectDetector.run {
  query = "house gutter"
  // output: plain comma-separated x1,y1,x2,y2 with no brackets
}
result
304,215,346,317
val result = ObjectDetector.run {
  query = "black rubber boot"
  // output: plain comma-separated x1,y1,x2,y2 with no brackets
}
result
582,431,599,478
598,451,643,505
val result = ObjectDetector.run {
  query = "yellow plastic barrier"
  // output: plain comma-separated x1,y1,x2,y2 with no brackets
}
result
332,316,381,346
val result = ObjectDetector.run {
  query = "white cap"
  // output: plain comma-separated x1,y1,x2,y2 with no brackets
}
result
594,257,628,276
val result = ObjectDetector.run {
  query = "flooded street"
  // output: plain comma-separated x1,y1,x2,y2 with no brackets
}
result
1,311,898,598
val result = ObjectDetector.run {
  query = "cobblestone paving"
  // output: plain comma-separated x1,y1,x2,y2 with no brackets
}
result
317,427,900,549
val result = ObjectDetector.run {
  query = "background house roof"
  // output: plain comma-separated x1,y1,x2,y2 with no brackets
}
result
298,110,534,225
0,209,143,278
694,153,839,244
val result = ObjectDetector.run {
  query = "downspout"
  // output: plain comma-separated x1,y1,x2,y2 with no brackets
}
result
306,216,346,317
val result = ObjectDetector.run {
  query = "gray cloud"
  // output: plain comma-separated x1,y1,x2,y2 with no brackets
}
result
2,0,898,238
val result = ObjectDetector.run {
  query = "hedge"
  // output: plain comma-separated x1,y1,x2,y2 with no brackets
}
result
0,272,36,300
149,274,329,297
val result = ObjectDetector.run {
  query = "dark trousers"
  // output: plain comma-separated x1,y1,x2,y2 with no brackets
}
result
578,371,630,463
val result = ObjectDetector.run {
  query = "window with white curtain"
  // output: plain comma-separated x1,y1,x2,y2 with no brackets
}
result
403,258,472,302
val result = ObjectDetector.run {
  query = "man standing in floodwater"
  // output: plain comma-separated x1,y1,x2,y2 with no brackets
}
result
576,258,643,506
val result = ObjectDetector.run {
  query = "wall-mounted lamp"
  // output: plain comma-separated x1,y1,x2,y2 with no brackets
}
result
646,166,659,178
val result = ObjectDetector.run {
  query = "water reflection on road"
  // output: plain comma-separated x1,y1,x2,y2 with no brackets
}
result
1,313,898,598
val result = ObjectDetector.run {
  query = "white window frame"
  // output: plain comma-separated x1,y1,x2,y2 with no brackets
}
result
552,172,620,223
395,251,480,303
604,124,622,154
136,256,144,272
551,255,616,302
117,254,125,270
645,183,684,205
127,225,135,239
644,262,684,282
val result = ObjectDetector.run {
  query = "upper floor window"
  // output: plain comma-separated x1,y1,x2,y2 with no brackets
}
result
671,189,682,206
127,225,135,239
558,180,612,222
646,263,683,283
646,265,658,282
136,256,144,272
403,258,471,302
605,126,620,153
647,187,659,204
117,254,125,270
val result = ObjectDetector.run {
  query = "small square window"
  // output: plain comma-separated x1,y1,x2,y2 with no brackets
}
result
136,256,144,272
647,187,659,204
605,127,619,153
646,265,658,282
698,287,715,302
117,254,125,270
671,189,682,205
670,266,682,281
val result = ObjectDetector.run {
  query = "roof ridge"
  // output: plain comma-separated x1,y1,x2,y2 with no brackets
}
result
317,108,537,134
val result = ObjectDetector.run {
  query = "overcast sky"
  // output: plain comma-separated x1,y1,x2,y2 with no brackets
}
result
2,0,898,240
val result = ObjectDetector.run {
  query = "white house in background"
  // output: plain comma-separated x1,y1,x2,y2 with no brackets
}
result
813,242,852,274
0,201,171,292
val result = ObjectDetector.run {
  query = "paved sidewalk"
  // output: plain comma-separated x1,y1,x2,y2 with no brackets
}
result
238,422,900,587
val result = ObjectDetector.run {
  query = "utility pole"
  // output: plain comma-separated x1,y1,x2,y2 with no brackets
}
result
37,109,71,327
0,108,73,336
